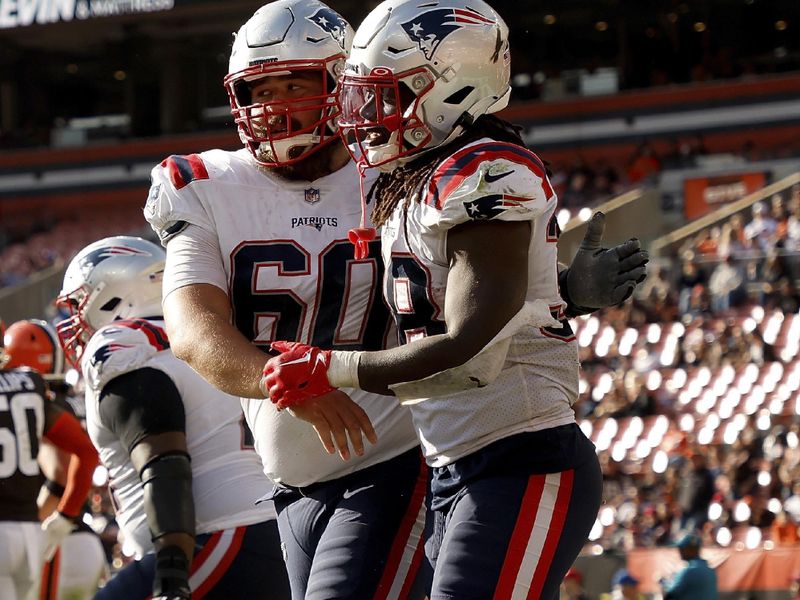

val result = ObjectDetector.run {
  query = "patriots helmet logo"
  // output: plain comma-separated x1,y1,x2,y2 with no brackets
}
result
463,193,528,220
401,8,494,61
307,8,348,50
80,245,151,271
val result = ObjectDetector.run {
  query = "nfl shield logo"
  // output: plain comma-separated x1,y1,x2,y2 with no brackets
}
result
304,188,321,204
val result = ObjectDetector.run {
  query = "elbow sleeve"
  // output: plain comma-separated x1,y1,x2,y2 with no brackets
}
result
141,451,195,542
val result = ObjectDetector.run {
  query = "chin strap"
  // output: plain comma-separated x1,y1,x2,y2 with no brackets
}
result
348,159,376,260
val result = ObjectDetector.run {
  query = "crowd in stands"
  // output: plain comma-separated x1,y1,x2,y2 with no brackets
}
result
549,134,800,215
0,207,147,287
574,185,800,553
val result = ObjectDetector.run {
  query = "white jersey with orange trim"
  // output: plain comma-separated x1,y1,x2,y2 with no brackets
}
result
82,318,275,559
144,149,418,487
381,138,580,467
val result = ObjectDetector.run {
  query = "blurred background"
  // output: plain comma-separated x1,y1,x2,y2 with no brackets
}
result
2,1,800,598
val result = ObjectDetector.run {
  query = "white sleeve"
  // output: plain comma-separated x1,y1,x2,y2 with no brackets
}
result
144,155,217,244
162,224,229,300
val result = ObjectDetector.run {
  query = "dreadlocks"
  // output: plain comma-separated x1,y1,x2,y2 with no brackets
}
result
368,114,529,227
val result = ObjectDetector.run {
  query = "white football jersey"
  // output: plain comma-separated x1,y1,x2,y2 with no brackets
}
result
145,149,418,487
381,139,580,467
82,319,275,559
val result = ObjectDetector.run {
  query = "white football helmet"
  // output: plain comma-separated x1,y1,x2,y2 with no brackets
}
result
224,0,354,167
56,236,165,366
338,0,511,170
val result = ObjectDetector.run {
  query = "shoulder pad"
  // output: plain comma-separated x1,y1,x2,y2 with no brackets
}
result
82,319,170,392
421,140,556,230
144,153,218,245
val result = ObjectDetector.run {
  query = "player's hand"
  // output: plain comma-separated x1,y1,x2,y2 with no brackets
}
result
41,512,76,561
566,211,648,309
261,341,335,409
287,389,378,461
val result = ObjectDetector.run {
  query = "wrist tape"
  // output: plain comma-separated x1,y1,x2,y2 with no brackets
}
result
327,351,362,389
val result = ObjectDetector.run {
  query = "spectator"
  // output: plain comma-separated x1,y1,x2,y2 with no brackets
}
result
708,255,745,312
677,256,706,314
726,213,751,258
784,482,800,523
744,201,777,251
627,141,661,183
677,453,715,533
601,570,645,600
562,567,592,600
662,534,718,600
766,278,800,313
770,510,800,545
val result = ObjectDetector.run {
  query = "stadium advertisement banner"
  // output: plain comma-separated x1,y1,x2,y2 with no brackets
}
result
683,171,767,220
0,0,179,29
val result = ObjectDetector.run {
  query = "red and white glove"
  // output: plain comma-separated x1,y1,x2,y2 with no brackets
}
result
260,342,363,410
261,342,334,410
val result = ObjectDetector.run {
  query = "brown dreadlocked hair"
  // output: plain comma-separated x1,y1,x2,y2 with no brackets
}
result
367,114,533,227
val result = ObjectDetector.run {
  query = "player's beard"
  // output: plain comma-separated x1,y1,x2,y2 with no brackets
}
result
256,140,348,182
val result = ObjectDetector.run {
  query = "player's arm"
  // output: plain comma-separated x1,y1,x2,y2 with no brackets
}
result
164,282,267,399
160,224,270,400
356,219,530,394
37,442,70,521
42,404,98,518
40,403,99,559
99,367,194,600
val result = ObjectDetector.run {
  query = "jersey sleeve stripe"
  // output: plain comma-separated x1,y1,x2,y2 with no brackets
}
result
187,153,210,182
426,142,553,209
162,154,210,190
114,319,170,351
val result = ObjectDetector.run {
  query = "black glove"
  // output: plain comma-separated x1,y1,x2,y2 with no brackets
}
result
563,211,648,314
152,545,191,600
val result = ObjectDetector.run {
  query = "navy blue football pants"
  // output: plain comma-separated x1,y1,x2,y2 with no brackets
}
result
93,519,289,599
425,424,603,600
271,447,430,600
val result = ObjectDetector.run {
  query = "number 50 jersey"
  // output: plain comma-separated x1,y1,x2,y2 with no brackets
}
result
0,368,47,522
145,149,418,487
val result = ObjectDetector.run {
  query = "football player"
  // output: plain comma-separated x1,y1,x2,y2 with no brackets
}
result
55,236,289,600
146,1,646,599
146,3,430,598
3,319,107,599
263,0,646,598
0,334,98,600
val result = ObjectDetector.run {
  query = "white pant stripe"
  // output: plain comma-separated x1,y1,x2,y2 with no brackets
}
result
384,498,427,600
189,529,235,591
509,472,562,600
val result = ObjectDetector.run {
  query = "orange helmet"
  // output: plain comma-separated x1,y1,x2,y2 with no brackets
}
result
0,319,7,368
3,319,65,380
